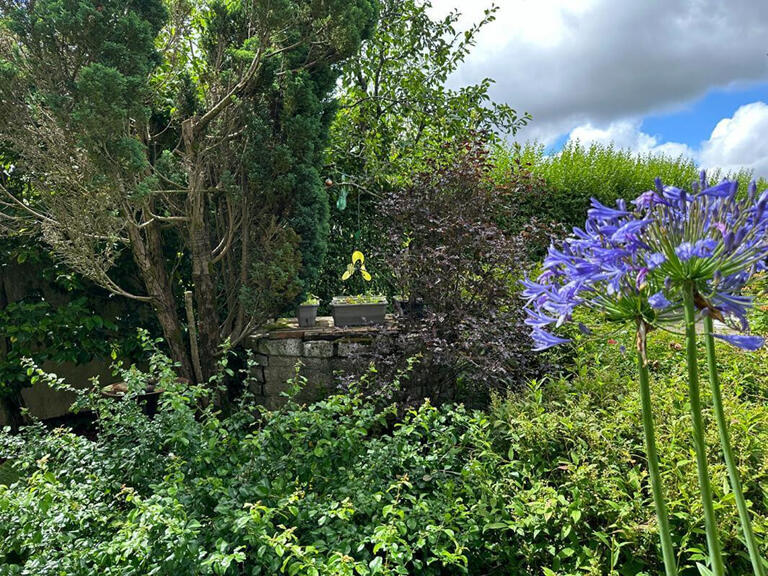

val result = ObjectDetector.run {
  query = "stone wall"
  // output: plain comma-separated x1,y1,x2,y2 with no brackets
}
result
0,259,119,425
0,359,117,426
247,316,398,409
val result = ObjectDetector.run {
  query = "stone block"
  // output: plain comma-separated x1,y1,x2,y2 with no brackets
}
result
263,365,300,390
303,340,334,358
258,338,303,356
337,339,372,358
268,356,305,369
248,364,265,383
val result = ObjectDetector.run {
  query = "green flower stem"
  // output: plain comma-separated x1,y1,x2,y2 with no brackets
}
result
636,326,678,576
683,283,725,576
703,314,766,576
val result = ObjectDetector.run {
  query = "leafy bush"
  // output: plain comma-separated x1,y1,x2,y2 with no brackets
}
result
2,329,767,575
374,139,551,399
493,141,762,229
0,236,154,429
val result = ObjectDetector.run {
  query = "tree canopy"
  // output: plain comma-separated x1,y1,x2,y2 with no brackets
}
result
0,0,377,382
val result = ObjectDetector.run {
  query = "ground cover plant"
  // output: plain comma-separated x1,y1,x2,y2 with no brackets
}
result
1,326,767,576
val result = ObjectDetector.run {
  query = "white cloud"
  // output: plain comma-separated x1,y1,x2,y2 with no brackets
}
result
567,120,696,158
699,102,768,177
563,102,768,178
431,0,768,144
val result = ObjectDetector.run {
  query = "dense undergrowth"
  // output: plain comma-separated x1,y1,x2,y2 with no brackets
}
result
1,325,767,575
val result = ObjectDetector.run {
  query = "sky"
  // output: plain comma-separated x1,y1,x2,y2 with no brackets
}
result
429,0,768,177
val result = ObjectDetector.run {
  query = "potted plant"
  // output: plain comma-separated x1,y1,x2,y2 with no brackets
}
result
297,294,320,327
332,251,387,326
331,294,388,327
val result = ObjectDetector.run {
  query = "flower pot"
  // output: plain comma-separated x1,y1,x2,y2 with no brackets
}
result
393,296,425,319
297,304,319,327
331,297,388,327
100,378,186,416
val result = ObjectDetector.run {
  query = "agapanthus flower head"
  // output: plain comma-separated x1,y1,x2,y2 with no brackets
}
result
641,172,768,342
523,198,680,349
524,173,768,351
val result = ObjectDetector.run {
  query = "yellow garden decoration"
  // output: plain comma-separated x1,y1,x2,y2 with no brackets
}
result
341,250,372,281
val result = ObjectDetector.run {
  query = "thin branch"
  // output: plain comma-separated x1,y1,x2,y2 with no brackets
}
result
0,183,56,224
211,196,236,264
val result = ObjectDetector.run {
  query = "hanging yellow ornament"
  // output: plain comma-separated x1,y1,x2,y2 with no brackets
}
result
341,250,372,281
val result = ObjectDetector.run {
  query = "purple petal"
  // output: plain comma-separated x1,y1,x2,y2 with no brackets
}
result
648,291,672,310
578,322,592,335
699,180,737,199
611,219,654,243
633,190,664,209
646,252,666,270
524,309,558,329
636,267,648,289
662,185,684,202
691,238,718,258
675,242,694,261
530,328,572,351
587,198,630,221
713,334,764,351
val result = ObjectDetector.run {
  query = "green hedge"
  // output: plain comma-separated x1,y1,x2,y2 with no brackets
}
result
492,141,761,230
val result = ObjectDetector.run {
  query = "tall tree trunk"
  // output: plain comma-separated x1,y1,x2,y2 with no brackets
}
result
128,220,194,382
184,125,220,382
188,193,220,381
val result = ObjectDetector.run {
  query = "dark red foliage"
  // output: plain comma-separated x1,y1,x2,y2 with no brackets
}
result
372,139,558,402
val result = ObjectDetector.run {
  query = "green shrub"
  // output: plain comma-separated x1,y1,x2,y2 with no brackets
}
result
749,272,768,337
0,236,155,430
492,141,762,230
493,327,768,575
1,334,767,575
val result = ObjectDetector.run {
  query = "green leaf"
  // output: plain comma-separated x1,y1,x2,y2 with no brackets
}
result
0,460,19,486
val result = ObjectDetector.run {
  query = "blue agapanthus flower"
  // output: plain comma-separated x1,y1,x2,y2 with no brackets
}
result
524,173,768,351
522,197,679,350
642,173,768,342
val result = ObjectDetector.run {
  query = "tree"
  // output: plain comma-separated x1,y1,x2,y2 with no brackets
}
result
316,0,528,300
330,0,527,190
0,0,377,383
